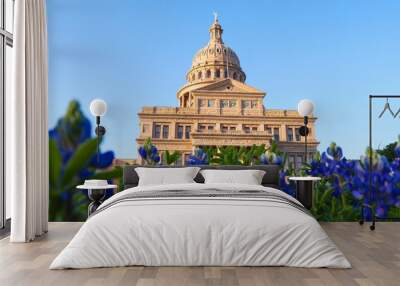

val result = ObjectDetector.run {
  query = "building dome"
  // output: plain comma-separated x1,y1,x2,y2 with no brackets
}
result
192,41,241,68
185,16,246,84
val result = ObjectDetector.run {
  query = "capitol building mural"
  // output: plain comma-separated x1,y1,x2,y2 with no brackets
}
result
136,17,319,166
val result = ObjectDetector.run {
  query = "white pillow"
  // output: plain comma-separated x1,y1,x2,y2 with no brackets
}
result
135,167,200,186
200,169,265,185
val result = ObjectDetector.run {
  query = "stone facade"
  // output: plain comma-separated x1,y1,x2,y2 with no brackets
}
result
136,17,318,167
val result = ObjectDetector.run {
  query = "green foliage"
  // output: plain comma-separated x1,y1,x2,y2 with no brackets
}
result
377,142,397,162
311,179,359,221
49,100,122,221
203,145,267,165
61,138,98,187
164,150,181,165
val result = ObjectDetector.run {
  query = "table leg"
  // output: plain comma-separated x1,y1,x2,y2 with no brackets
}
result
87,189,106,216
296,181,313,210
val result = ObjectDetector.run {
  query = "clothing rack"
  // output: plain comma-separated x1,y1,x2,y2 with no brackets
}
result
359,95,400,230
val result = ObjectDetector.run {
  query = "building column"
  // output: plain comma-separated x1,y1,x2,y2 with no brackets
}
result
171,121,177,139
280,124,287,142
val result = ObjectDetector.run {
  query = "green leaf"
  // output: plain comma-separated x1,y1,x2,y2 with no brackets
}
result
49,139,62,188
62,138,98,186
91,167,123,180
164,150,181,165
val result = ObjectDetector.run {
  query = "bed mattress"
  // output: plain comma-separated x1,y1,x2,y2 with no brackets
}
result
50,183,351,269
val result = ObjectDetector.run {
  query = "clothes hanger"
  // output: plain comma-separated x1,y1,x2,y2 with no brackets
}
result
394,106,400,118
378,98,395,118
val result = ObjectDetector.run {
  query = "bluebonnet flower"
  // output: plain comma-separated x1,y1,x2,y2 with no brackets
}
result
187,148,208,165
278,169,296,197
49,100,117,221
260,151,284,166
138,146,147,160
259,154,268,164
137,138,161,165
309,141,400,219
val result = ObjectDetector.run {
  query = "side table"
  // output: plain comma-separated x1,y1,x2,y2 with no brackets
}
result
77,184,117,217
288,176,321,210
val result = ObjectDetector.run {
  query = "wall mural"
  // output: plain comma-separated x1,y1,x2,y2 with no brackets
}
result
48,4,400,222
49,102,400,222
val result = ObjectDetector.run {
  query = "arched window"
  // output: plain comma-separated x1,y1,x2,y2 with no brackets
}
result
206,70,211,78
215,69,220,78
198,71,202,79
233,72,237,80
191,74,195,81
224,69,228,78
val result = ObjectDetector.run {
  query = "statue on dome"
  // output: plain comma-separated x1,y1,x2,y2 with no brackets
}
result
213,12,218,22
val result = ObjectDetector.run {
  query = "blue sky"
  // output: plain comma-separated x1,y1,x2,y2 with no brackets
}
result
47,0,400,159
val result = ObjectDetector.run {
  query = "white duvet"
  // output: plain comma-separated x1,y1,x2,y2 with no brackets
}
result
50,183,351,269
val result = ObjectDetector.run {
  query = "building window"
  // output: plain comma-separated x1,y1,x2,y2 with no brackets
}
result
233,72,237,79
199,124,215,132
265,126,272,134
273,128,280,142
295,128,301,141
220,100,229,108
198,71,202,79
176,125,184,139
207,99,215,107
243,125,257,133
288,156,295,169
242,100,250,108
215,69,220,78
198,99,206,107
191,74,195,81
206,70,211,78
142,124,149,133
162,125,169,139
221,125,229,133
1,0,14,229
229,100,236,108
295,156,303,170
224,69,228,78
153,124,161,139
185,126,191,139
251,100,258,108
287,128,294,142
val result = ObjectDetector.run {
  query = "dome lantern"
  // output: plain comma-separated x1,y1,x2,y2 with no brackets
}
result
185,15,246,84
210,12,223,44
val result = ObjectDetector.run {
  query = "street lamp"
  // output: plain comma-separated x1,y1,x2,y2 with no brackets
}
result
89,99,107,163
297,99,314,163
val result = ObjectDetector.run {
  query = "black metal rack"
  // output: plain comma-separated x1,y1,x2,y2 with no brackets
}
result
359,95,400,230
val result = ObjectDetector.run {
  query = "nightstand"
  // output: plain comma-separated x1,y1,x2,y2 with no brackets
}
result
77,183,117,216
288,176,321,209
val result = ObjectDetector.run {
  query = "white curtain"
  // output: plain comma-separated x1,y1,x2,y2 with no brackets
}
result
9,0,49,242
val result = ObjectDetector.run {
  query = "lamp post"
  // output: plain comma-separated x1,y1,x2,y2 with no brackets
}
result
297,99,314,163
89,99,107,164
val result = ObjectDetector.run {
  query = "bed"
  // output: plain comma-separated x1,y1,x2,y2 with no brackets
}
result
50,165,351,269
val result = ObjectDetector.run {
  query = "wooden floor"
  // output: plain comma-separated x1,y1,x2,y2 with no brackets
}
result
0,222,399,286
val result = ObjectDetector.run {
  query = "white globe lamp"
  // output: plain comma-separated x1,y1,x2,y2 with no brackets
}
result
297,99,314,117
89,99,107,163
90,99,107,117
297,99,315,164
